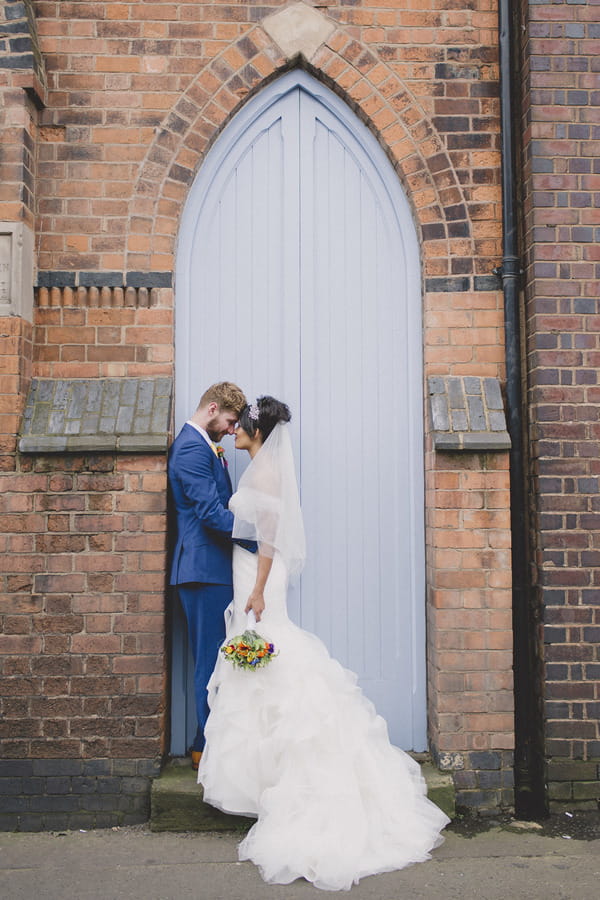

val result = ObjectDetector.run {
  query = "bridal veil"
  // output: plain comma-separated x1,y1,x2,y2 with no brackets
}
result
231,423,306,578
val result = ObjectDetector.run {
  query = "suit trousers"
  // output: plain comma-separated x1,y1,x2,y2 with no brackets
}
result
177,582,232,752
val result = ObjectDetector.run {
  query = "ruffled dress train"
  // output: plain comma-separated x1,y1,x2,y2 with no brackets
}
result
198,546,449,892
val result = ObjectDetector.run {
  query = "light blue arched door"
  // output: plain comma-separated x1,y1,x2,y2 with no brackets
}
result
172,70,425,752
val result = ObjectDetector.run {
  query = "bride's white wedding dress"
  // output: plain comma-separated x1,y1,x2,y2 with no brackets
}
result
198,542,450,891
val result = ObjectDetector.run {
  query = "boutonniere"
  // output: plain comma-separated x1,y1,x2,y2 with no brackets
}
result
216,445,228,468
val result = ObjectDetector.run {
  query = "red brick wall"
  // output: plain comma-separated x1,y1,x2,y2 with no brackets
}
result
0,0,518,822
0,446,168,828
520,0,600,808
0,316,32,464
1,2,43,463
424,286,514,804
1,451,167,759
33,295,173,377
0,0,42,228
32,0,504,280
0,291,173,779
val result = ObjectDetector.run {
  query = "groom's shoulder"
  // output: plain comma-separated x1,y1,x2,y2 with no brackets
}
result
171,423,206,453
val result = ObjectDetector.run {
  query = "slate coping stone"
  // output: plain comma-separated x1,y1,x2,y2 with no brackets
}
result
428,375,511,451
19,377,172,454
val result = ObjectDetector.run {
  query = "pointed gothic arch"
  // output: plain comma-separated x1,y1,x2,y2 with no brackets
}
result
126,24,475,276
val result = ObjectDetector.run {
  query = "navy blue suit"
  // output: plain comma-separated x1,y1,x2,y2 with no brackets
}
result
168,423,235,751
169,423,235,586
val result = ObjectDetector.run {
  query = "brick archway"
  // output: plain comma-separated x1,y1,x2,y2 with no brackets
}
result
126,23,476,277
129,17,513,804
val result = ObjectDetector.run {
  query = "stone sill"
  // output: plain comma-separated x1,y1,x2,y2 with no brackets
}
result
433,431,512,452
19,434,169,454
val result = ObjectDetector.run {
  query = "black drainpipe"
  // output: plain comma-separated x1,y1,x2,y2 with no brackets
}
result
496,0,547,818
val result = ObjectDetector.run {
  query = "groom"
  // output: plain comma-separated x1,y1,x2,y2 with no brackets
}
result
168,381,249,768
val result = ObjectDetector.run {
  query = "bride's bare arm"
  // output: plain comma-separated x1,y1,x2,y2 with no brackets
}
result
245,550,273,622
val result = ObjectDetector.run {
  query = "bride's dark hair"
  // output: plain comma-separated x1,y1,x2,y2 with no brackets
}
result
239,395,291,443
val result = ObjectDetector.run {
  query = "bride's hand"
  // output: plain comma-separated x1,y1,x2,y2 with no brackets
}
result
245,590,265,623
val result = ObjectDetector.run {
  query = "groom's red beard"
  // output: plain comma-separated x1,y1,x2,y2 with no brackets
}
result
205,418,226,442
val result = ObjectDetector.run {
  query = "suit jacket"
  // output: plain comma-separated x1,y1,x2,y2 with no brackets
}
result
168,423,235,586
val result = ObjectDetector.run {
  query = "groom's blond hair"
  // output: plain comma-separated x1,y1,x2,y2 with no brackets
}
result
198,382,246,415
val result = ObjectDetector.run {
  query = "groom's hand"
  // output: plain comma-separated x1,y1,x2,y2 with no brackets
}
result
233,538,258,553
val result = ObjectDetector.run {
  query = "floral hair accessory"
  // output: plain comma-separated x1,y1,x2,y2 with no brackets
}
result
221,629,278,671
248,401,259,421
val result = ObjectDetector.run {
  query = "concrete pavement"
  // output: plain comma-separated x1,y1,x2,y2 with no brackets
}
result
1,823,599,900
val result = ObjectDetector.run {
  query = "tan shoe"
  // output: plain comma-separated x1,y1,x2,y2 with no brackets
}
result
191,750,202,771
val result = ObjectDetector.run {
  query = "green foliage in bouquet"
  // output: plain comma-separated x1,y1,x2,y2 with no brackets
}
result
221,630,278,670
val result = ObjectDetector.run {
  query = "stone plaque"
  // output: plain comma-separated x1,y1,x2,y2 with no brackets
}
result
0,222,34,320
0,233,11,303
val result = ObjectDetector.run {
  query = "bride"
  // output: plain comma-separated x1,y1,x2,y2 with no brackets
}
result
198,396,449,892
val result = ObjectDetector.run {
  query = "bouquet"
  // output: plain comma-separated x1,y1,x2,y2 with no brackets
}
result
221,629,278,671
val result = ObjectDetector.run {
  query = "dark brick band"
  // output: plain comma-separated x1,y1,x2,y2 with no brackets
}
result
36,271,173,290
425,275,501,293
0,758,161,832
434,750,515,812
34,272,497,294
